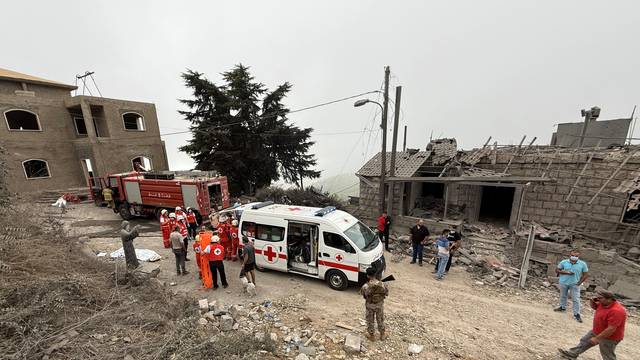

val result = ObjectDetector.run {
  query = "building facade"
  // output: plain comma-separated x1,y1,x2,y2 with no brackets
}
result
0,68,169,193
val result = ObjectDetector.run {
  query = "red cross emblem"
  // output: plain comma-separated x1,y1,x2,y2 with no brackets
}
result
263,245,278,264
335,254,343,262
213,248,222,256
288,207,301,211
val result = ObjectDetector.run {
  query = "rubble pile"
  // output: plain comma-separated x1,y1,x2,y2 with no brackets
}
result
409,195,466,220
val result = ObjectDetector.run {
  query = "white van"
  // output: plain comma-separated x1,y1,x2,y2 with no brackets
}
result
236,201,385,290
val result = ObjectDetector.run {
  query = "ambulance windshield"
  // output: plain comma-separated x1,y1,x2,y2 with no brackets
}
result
344,221,379,251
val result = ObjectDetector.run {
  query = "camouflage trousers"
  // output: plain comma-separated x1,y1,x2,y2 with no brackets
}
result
365,304,385,334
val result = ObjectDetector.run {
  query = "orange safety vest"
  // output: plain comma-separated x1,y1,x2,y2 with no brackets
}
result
208,243,225,262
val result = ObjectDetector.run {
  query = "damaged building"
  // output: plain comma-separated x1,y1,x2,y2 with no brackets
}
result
357,137,640,251
0,68,169,193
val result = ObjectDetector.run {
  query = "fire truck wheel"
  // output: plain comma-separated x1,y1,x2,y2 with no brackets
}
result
326,270,348,291
118,204,133,220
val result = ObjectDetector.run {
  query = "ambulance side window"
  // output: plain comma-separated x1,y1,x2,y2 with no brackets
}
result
241,221,256,238
255,223,285,242
323,232,355,253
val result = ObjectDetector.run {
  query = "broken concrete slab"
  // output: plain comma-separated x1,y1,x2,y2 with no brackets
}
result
220,314,234,331
608,279,640,299
408,343,424,355
198,299,209,312
344,334,361,353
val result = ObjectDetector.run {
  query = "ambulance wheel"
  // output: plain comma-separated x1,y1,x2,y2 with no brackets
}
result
118,204,133,221
326,270,348,291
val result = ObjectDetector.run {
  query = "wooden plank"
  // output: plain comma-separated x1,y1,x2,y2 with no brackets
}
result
482,136,492,149
588,151,638,205
565,152,596,201
386,176,554,183
518,226,535,288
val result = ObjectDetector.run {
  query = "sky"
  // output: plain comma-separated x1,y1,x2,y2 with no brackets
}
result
3,1,639,190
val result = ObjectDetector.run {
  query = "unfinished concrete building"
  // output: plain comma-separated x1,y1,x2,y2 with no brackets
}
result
0,68,169,193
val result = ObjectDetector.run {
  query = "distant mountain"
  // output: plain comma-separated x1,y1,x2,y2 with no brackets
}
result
310,173,360,199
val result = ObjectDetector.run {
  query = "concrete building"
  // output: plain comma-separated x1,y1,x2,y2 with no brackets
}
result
357,140,640,250
0,68,169,193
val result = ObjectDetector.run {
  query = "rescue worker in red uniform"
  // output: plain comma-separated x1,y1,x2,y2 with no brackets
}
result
175,206,186,223
203,235,228,289
217,216,231,260
230,219,239,261
186,207,199,240
177,214,190,261
168,212,177,232
159,209,171,248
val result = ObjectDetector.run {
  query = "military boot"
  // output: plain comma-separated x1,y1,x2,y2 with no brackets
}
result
366,333,376,341
379,331,387,341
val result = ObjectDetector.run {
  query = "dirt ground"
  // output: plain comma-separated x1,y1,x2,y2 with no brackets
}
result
70,204,639,360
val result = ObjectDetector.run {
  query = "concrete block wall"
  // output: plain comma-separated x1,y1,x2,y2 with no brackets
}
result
476,152,640,244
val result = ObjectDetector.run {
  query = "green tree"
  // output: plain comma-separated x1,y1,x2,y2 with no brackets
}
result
179,65,320,195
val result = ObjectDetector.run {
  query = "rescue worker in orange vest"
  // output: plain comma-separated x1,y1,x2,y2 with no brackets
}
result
159,209,171,248
177,214,190,261
203,235,228,289
230,219,240,261
197,226,213,288
217,216,231,260
186,207,198,240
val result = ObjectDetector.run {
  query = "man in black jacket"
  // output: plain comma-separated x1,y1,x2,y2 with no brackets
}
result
409,219,429,266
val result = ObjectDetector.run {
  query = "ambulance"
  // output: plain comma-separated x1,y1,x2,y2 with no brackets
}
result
235,201,385,290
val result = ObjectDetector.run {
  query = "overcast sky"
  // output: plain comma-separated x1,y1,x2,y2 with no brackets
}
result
3,1,639,184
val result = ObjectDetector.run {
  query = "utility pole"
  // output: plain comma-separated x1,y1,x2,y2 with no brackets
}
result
379,66,390,214
402,125,407,151
386,86,401,216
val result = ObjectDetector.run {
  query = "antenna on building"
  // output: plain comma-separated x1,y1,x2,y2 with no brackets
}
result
74,71,103,97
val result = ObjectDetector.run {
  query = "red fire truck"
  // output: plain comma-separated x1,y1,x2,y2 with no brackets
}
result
89,171,230,222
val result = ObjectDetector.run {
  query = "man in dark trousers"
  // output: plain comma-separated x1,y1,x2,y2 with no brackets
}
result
559,290,627,360
434,229,461,273
409,219,429,266
377,212,392,251
203,235,228,289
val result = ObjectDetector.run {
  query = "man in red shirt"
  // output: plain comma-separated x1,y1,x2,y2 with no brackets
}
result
377,212,391,251
559,290,627,360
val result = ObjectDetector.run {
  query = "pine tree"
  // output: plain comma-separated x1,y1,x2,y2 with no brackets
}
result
179,65,320,195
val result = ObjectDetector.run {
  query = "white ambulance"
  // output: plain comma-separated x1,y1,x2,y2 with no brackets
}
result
236,201,385,290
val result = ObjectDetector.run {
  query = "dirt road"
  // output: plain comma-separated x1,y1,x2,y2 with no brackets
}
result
72,204,638,359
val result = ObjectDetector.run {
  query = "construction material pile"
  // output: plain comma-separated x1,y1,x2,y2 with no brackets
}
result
255,186,346,209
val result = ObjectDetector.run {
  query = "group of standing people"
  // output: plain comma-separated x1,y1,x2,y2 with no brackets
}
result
159,207,256,291
406,219,461,280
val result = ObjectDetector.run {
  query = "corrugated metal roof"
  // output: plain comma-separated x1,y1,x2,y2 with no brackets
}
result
0,67,76,90
357,151,431,177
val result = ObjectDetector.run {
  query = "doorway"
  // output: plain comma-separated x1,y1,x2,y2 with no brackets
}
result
478,186,515,225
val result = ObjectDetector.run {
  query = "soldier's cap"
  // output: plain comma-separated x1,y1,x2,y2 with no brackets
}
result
597,290,616,299
365,267,376,277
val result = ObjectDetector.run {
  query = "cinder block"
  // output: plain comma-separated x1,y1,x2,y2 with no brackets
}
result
551,194,564,202
547,209,562,218
591,205,606,214
606,207,622,216
538,193,552,201
543,201,557,209
599,197,613,206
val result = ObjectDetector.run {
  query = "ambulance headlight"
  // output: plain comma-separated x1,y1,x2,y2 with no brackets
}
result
359,263,370,273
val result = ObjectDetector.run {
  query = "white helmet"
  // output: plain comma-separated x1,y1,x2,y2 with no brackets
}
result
161,209,168,215
211,235,220,243
232,220,238,226
177,215,185,221
186,207,192,212
176,206,182,211
169,212,176,218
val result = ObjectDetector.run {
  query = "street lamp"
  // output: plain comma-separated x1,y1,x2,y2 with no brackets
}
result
354,98,387,214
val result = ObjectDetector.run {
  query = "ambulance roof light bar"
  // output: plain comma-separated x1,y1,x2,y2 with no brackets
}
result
315,206,337,217
251,201,274,210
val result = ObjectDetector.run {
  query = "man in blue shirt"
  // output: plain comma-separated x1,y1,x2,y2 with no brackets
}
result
554,249,589,323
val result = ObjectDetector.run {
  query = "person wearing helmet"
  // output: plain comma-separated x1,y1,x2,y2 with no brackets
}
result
176,214,190,261
186,207,199,240
217,216,231,260
203,235,228,289
175,206,186,222
230,219,240,261
159,209,171,248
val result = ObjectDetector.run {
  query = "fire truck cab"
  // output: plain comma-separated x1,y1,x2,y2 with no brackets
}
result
237,202,385,290
90,171,230,222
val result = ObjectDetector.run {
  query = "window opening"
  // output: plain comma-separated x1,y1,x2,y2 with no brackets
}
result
132,156,152,171
74,117,88,135
23,159,50,179
478,186,515,225
122,112,145,131
5,110,40,131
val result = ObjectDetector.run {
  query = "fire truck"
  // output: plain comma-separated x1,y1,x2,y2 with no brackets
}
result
89,171,230,222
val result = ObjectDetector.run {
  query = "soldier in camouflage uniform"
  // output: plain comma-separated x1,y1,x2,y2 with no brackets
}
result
360,267,388,341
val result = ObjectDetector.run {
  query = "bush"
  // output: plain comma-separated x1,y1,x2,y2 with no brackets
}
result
255,186,346,209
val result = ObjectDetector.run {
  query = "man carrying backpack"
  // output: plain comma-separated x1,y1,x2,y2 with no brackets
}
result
360,267,389,341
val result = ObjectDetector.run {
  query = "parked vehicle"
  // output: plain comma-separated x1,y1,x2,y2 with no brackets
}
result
235,201,385,290
89,171,230,222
